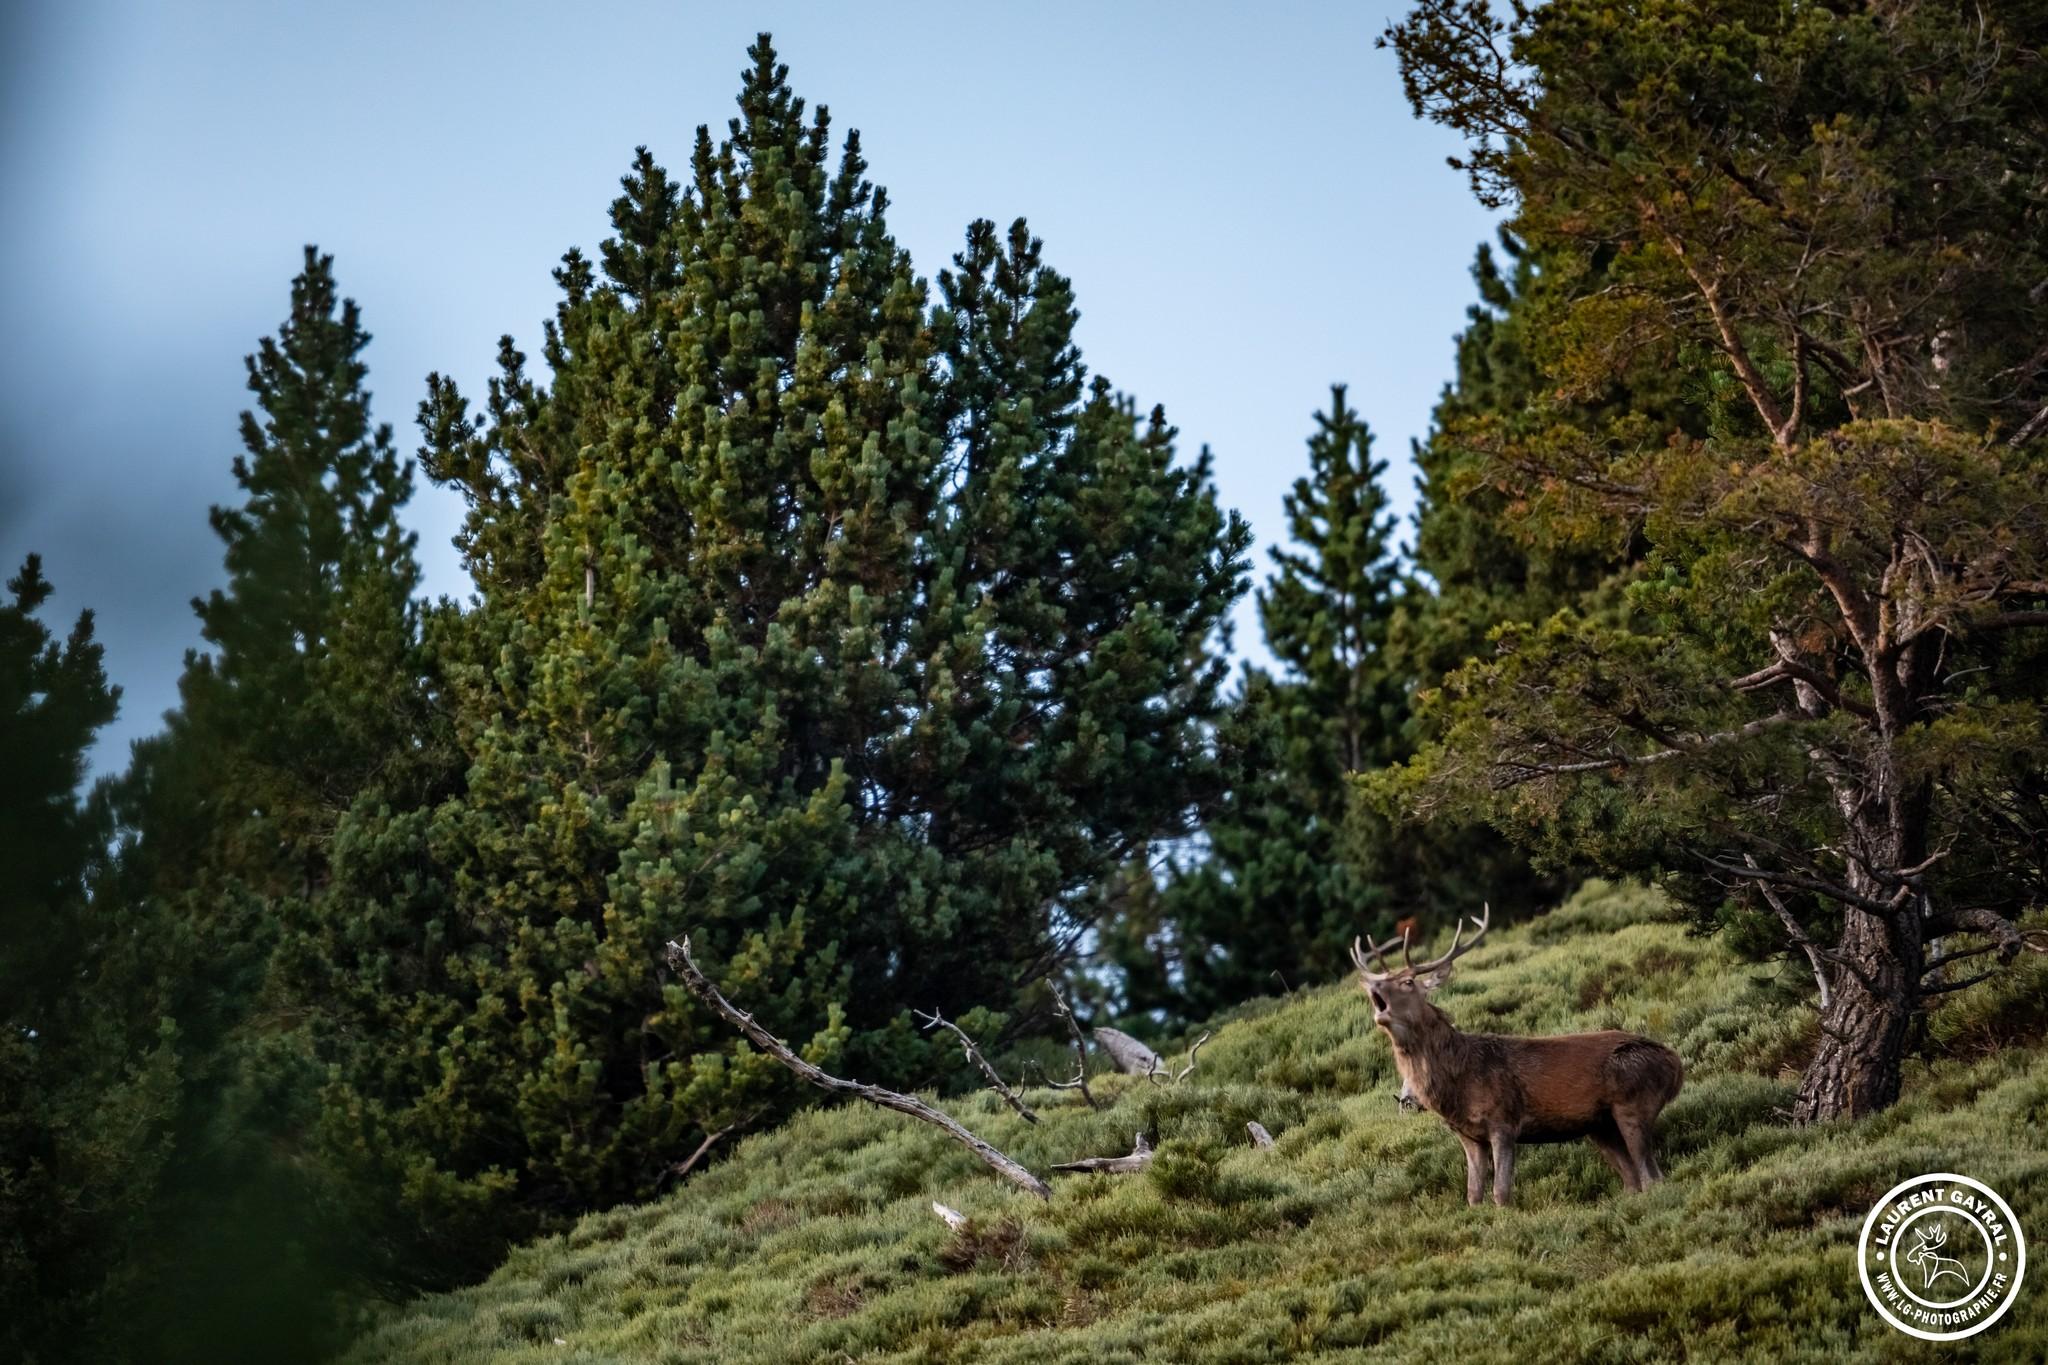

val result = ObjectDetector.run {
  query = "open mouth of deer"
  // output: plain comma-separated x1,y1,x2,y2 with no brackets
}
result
1367,982,1391,1022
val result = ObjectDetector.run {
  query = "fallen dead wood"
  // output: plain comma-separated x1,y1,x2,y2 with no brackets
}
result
1092,1026,1161,1076
931,1201,969,1229
1246,1121,1274,1150
1051,1131,1154,1175
666,937,1051,1200
915,1007,1039,1124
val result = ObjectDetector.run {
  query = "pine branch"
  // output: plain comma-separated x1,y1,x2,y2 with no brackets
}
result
1051,1132,1154,1175
1495,713,1795,782
1921,968,2002,996
1697,854,1893,916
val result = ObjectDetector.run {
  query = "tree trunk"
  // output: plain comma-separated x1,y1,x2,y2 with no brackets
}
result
1792,903,1916,1122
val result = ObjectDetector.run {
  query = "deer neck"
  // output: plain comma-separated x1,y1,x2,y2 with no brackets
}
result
1389,1005,1470,1114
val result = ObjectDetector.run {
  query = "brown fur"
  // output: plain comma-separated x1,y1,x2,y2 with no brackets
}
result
1362,959,1683,1205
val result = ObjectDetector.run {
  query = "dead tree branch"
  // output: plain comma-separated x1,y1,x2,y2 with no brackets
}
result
661,1108,763,1187
1042,979,1100,1109
1745,854,1833,1009
1923,906,2046,963
915,1007,1039,1124
1051,1132,1154,1175
666,937,1051,1200
1145,1032,1212,1086
1246,1121,1276,1150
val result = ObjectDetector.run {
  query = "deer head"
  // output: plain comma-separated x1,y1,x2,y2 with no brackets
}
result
1350,903,1490,1048
1907,1222,1949,1263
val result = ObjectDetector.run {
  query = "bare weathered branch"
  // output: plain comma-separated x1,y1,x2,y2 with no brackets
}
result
2009,400,2048,448
1043,979,1100,1109
1698,854,1894,914
1246,1121,1275,1150
663,1108,762,1187
1051,1132,1154,1175
666,937,1051,1200
1728,648,1874,720
1959,610,2048,633
1920,942,2001,976
916,1007,1039,1124
1922,907,2044,963
1745,854,1832,1009
931,1201,969,1230
1144,1031,1212,1087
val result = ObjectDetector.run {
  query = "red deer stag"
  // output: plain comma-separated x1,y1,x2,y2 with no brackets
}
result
1351,905,1683,1205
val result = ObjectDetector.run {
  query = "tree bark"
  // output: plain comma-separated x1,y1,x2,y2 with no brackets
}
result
1792,901,1916,1122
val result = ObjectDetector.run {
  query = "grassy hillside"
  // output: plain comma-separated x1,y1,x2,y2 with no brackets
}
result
343,883,2048,1364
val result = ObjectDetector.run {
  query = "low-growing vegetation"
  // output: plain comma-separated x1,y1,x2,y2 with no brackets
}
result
342,883,2048,1364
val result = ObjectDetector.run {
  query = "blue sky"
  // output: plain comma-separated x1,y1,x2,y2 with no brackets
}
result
0,1,1494,773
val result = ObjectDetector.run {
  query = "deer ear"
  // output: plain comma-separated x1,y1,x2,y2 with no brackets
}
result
1417,963,1454,993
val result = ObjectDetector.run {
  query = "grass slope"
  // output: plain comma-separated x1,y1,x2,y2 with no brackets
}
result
345,883,2048,1364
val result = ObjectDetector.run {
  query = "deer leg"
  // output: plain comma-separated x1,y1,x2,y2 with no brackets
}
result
1586,1123,1640,1193
1614,1110,1661,1188
1488,1129,1516,1206
1457,1133,1489,1205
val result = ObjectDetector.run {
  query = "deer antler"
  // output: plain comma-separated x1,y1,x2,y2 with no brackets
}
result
1920,1222,1947,1250
1407,902,1491,977
1351,932,1396,982
1354,905,1493,982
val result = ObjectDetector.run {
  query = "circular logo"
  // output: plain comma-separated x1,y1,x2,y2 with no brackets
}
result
1858,1173,2026,1341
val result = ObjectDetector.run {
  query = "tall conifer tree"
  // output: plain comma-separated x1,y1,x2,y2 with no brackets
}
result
1136,390,1404,1012
81,249,431,1361
291,36,1248,1274
0,558,178,1365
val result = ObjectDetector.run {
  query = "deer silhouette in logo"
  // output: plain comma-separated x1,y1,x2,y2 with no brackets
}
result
1905,1220,1970,1292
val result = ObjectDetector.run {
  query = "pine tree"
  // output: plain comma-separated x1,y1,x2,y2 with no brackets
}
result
1382,0,2048,1119
126,246,425,900
0,556,120,1011
71,249,433,1361
1139,389,1404,1011
0,557,184,1365
290,36,1249,1275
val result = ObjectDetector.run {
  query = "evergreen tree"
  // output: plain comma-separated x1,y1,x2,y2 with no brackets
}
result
289,36,1248,1277
124,245,425,907
1381,0,2048,1119
0,557,184,1365
71,248,433,1361
1141,389,1406,1012
0,556,120,1013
